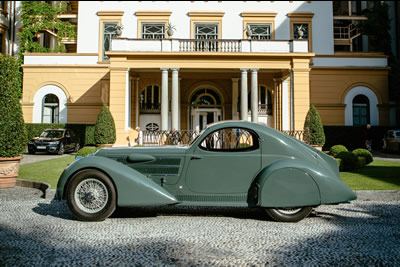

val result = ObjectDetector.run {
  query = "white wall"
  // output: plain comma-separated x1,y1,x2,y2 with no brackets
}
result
77,1,334,55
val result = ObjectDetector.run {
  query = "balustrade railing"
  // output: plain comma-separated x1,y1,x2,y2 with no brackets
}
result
179,39,242,52
141,129,304,146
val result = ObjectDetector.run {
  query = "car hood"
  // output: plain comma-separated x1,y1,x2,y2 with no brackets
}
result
32,137,62,142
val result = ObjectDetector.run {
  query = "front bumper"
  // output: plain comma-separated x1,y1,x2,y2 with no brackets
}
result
28,143,60,153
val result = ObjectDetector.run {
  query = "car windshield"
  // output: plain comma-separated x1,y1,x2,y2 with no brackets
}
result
40,130,64,138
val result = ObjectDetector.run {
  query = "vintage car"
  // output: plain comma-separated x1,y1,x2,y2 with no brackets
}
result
28,129,80,155
382,129,400,153
56,121,356,222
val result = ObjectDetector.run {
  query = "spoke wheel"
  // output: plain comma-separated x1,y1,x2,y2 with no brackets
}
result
265,206,313,222
67,170,116,221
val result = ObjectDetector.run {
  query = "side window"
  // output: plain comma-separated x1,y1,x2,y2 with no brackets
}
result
199,128,259,151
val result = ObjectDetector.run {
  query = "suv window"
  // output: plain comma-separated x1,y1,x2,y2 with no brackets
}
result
199,128,259,151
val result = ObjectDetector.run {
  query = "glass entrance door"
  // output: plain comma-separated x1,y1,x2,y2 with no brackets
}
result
192,109,222,131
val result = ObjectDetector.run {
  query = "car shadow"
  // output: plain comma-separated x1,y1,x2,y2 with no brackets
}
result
111,205,272,221
32,200,74,221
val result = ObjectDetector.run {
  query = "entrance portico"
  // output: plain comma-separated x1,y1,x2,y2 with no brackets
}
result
107,49,313,145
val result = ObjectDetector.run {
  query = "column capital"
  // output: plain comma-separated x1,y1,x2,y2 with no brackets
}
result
160,68,169,71
240,68,248,72
133,77,140,81
171,68,180,72
250,68,259,72
231,78,240,82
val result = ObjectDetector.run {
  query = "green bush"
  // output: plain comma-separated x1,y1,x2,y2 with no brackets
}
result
337,151,359,171
75,147,96,158
352,148,373,165
0,55,27,157
330,145,349,158
357,157,367,168
336,158,343,171
303,105,325,146
94,105,116,145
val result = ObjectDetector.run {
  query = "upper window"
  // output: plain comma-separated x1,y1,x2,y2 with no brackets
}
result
42,94,59,123
247,24,272,40
199,128,259,151
142,23,166,39
191,88,222,108
195,23,218,40
140,85,160,113
0,1,5,10
102,22,118,61
293,23,309,40
353,94,370,126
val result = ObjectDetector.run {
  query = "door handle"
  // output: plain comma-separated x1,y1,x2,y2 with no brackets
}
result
191,156,203,160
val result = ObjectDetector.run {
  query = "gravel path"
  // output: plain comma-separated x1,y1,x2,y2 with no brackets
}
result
1,187,400,266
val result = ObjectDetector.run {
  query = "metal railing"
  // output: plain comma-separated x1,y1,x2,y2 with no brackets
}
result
334,23,360,40
141,129,304,146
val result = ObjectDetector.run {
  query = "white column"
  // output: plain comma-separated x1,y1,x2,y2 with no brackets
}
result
282,78,289,131
161,68,169,131
135,77,140,128
232,78,239,120
290,69,294,131
171,68,179,130
240,69,248,121
125,68,131,130
251,69,259,123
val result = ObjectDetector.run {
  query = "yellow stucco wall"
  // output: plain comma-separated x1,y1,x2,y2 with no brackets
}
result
22,65,110,124
310,68,389,126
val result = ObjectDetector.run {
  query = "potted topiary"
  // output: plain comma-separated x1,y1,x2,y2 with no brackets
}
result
94,104,116,147
0,55,27,188
303,105,325,151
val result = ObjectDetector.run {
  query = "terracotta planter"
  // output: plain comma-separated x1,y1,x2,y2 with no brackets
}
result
311,145,323,151
0,156,23,189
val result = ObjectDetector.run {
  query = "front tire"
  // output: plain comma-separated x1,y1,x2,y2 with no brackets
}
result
265,207,313,222
57,143,65,155
66,169,116,221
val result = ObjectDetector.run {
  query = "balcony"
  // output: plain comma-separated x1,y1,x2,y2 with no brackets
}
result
112,38,309,53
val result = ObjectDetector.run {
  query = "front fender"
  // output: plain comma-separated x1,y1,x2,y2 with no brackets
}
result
56,156,179,207
255,159,321,208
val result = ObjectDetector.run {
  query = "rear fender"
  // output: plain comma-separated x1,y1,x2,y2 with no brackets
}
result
255,160,321,208
57,156,178,207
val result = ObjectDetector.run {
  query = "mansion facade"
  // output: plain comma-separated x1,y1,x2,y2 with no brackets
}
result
18,1,392,145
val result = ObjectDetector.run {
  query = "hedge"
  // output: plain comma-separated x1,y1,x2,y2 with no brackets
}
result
25,123,96,146
323,126,393,151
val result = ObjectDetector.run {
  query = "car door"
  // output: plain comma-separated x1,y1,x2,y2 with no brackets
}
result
185,127,261,194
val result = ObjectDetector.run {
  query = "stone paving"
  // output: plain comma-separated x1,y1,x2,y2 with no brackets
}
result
1,187,400,266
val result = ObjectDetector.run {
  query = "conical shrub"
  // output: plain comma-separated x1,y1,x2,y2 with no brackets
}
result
303,105,325,146
94,105,116,145
0,55,26,157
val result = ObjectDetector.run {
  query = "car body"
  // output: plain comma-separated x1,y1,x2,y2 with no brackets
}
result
28,129,80,155
382,130,400,153
56,121,356,222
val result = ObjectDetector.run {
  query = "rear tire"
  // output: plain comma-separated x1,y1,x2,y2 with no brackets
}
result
66,169,116,221
265,207,313,222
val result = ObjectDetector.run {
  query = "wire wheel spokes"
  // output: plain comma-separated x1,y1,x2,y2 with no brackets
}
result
74,178,109,214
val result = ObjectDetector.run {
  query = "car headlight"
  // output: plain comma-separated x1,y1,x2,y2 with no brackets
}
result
28,140,34,144
49,141,60,145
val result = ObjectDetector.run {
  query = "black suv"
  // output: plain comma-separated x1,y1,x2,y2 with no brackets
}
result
28,129,80,155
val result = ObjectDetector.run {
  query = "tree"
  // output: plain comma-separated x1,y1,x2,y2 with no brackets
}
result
0,55,27,157
94,105,116,145
303,105,325,147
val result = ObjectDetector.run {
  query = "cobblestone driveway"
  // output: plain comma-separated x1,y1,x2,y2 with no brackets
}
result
1,188,400,266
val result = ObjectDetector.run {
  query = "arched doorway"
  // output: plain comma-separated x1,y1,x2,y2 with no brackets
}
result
344,86,379,126
33,85,68,123
189,87,223,131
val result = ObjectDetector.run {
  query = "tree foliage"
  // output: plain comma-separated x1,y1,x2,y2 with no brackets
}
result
94,105,116,145
18,1,77,54
0,55,27,157
303,105,325,146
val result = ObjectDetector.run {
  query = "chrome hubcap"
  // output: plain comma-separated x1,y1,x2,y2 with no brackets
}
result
75,178,108,214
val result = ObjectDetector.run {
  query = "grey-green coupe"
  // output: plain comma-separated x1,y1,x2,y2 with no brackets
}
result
56,121,356,222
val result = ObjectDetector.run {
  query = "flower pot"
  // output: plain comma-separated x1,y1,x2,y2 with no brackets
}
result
167,29,174,37
0,156,23,189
